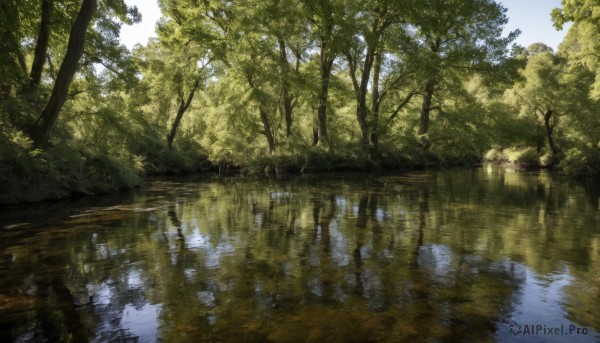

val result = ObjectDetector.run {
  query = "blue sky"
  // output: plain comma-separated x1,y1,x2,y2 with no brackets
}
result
500,0,571,50
120,0,571,51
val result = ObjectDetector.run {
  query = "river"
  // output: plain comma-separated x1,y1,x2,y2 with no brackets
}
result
0,166,599,342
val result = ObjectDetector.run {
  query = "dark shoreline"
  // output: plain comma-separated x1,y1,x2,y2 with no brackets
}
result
3,160,595,207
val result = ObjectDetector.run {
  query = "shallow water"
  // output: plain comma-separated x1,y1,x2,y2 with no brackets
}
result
0,167,599,342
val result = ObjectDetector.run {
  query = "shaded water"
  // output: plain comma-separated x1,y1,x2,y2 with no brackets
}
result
0,167,599,342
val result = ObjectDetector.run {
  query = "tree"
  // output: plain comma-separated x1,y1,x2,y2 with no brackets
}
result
272,1,307,138
552,0,600,30
403,0,517,147
553,0,599,100
510,46,565,160
233,0,308,148
304,0,351,148
0,0,38,99
30,0,98,149
27,0,141,149
236,0,307,139
345,1,393,156
155,6,217,150
166,75,200,150
232,25,283,154
344,0,419,157
552,0,600,174
29,0,53,89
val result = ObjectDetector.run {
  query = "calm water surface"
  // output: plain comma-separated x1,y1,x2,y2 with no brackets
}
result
0,167,599,342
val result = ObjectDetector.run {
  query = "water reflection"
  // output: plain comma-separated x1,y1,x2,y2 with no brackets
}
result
0,169,599,342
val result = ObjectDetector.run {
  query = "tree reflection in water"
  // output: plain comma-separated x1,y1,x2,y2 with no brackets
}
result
0,170,599,342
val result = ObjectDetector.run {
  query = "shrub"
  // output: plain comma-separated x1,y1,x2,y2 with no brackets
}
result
484,147,508,162
505,147,539,167
560,147,600,177
0,124,143,204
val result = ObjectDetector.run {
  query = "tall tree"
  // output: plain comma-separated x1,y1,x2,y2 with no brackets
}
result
231,31,280,154
272,1,307,138
157,0,227,150
304,0,350,147
30,0,98,148
552,0,600,174
0,0,36,99
345,0,400,156
553,0,600,99
404,0,517,147
510,46,565,160
29,0,53,88
166,74,201,150
27,0,141,148
278,37,296,137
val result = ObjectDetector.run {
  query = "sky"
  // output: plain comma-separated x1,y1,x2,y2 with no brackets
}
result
120,0,572,51
500,0,571,50
120,0,162,49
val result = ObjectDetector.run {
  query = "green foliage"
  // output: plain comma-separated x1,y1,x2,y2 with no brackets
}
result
0,123,141,204
484,147,507,163
505,147,540,167
552,0,600,30
561,147,600,176
483,147,540,168
2,0,600,204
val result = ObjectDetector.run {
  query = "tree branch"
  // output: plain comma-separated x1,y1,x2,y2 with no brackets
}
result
83,51,128,79
379,70,414,101
345,53,360,95
440,63,494,73
387,91,419,124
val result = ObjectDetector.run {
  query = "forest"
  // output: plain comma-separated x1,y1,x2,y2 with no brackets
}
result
1,0,599,204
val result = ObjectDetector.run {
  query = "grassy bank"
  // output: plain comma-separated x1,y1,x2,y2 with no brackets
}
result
3,125,598,205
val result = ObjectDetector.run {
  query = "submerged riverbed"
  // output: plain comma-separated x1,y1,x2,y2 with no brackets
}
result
0,167,599,342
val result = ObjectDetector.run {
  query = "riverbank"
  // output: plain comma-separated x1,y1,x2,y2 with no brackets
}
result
3,139,598,206
0,143,474,205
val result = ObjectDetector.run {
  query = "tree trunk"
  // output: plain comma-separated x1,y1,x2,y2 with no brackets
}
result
312,125,319,146
29,0,53,88
356,44,375,153
278,38,294,137
167,77,201,149
246,71,276,154
0,2,27,100
370,50,382,157
543,109,557,157
317,37,334,148
282,88,294,137
535,123,543,154
419,79,435,146
260,108,276,154
348,12,385,157
30,0,97,149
